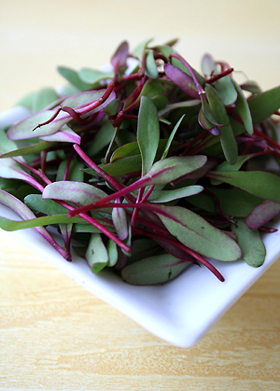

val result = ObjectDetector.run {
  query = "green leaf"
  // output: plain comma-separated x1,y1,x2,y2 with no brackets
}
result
103,99,120,116
201,54,217,76
215,75,237,106
57,66,93,91
0,214,83,231
137,96,160,175
102,155,142,177
231,219,265,267
158,99,200,117
88,120,116,156
85,233,109,273
232,79,253,135
32,88,59,112
24,194,69,215
111,139,179,162
128,238,160,264
148,185,203,203
121,253,189,285
0,129,25,155
240,80,262,95
78,68,114,84
145,50,158,79
248,85,280,124
0,141,54,159
152,44,175,61
56,159,84,182
187,188,262,217
208,170,280,202
107,239,118,267
205,83,238,165
211,154,254,185
133,38,153,60
139,79,167,101
201,94,222,126
161,115,185,159
154,205,242,261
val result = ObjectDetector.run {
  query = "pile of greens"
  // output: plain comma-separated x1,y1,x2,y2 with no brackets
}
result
0,39,280,285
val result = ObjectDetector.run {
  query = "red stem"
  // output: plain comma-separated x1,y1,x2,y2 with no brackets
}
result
133,227,224,281
206,68,234,84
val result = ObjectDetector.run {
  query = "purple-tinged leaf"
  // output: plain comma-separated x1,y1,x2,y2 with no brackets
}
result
240,80,262,95
143,155,207,186
164,63,199,99
201,94,223,127
62,90,105,111
154,238,196,262
0,158,43,191
0,189,70,260
111,41,129,73
59,223,73,254
7,110,70,140
42,181,108,205
154,204,242,261
198,107,216,131
112,199,129,241
69,156,207,216
121,253,190,285
40,127,81,144
205,83,238,165
245,199,280,229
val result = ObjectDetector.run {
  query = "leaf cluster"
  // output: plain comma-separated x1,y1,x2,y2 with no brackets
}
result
0,39,280,285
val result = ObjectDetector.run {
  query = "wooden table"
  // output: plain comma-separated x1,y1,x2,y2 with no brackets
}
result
0,1,279,389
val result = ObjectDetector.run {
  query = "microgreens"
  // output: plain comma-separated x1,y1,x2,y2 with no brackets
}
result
0,39,280,285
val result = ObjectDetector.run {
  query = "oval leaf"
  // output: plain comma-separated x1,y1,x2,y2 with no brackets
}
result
154,205,242,261
121,253,190,285
245,199,280,229
232,219,265,267
164,63,199,99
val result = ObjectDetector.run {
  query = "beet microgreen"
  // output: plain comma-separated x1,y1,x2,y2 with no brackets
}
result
0,39,279,285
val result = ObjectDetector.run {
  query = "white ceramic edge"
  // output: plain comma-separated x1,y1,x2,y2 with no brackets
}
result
0,107,279,348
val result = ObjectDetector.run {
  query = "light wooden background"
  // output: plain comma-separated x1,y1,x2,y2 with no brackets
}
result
0,1,280,389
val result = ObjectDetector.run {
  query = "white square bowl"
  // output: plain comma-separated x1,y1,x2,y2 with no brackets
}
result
0,106,279,347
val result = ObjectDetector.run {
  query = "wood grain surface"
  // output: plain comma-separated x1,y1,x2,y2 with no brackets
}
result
0,1,280,389
0,232,279,390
